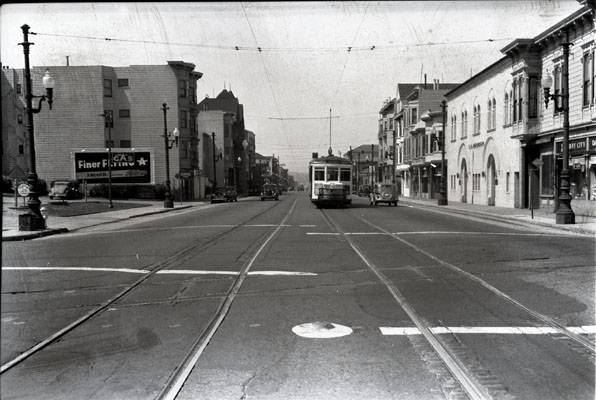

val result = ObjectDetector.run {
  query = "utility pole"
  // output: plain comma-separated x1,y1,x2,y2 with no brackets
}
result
438,100,448,205
212,132,218,188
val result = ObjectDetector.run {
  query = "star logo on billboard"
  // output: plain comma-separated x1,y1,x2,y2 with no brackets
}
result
137,157,148,166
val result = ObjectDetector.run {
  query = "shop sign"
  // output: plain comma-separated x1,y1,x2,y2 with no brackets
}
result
555,138,587,155
74,151,152,183
589,136,596,151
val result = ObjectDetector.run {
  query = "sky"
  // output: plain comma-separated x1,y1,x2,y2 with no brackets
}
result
0,1,584,174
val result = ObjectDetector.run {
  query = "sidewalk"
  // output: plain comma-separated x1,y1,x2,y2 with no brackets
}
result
400,196,596,236
2,195,208,241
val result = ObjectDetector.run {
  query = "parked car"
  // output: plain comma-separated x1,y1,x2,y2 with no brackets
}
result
261,183,279,201
223,186,238,202
49,179,83,200
369,183,398,207
211,186,237,204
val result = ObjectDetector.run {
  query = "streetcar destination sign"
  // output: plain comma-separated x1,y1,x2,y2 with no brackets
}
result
74,151,152,183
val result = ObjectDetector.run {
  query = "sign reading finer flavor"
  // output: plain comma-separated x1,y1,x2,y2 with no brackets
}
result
74,151,152,183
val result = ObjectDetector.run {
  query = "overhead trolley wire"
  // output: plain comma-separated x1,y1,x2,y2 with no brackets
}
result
29,31,514,53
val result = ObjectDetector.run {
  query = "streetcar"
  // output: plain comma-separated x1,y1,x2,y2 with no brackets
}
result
308,149,353,208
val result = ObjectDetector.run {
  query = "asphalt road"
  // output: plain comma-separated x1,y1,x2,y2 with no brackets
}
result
1,193,594,400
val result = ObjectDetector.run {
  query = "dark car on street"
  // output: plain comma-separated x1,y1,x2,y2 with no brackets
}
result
48,180,83,200
261,183,279,201
211,186,237,204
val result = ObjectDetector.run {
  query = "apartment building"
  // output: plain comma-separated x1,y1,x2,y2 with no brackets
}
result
2,61,203,199
378,98,395,184
197,89,249,193
401,80,459,199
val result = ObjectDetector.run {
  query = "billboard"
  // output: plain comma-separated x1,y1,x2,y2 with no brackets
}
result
74,151,152,183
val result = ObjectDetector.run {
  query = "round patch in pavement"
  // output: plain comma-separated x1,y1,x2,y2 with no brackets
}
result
292,322,353,338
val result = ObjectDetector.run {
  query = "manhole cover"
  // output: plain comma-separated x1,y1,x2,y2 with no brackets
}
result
292,322,353,338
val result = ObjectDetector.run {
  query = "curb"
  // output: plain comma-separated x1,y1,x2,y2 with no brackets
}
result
2,204,198,241
2,228,69,241
400,200,595,235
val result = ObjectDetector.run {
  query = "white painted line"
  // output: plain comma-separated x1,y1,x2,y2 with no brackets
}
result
392,231,572,237
306,232,341,235
379,327,421,335
299,224,316,227
2,266,149,274
344,232,384,235
248,271,317,276
155,270,237,275
380,326,596,335
3,267,317,277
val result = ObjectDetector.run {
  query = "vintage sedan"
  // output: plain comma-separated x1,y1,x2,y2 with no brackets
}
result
260,183,279,201
369,183,398,207
211,186,237,204
48,180,83,200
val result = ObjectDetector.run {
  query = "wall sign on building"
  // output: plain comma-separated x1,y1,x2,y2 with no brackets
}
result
74,151,152,183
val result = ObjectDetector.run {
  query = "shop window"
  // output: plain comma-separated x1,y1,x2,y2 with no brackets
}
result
119,109,130,118
117,78,129,88
540,154,554,196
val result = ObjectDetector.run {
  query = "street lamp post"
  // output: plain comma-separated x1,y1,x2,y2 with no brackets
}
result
18,24,55,231
101,110,114,208
541,31,575,224
438,100,448,205
161,103,179,208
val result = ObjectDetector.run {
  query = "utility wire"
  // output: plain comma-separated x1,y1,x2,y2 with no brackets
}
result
29,31,513,52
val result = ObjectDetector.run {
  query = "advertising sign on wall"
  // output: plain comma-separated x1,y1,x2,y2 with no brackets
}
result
74,151,152,183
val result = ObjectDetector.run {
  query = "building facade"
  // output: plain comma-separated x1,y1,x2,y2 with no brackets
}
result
402,80,459,200
445,58,519,207
502,6,595,211
378,99,395,184
2,61,203,199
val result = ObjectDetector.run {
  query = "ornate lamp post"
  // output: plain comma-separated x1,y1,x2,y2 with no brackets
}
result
438,100,448,205
541,32,575,224
161,103,179,208
18,24,55,231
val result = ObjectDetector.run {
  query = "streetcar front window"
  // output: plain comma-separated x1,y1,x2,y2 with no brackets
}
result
340,168,351,182
314,168,325,181
326,167,339,181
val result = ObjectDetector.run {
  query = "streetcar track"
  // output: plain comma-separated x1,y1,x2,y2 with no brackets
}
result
319,209,490,400
157,199,298,400
349,211,596,355
0,200,285,374
319,207,594,400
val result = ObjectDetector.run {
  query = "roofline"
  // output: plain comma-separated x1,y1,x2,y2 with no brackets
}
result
534,6,592,45
444,56,510,99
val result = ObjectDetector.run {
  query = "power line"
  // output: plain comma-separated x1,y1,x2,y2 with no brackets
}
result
29,31,514,53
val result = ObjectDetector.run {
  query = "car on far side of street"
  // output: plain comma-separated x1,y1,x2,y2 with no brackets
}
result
211,186,237,204
369,183,398,207
223,186,238,202
261,183,279,201
48,179,83,201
